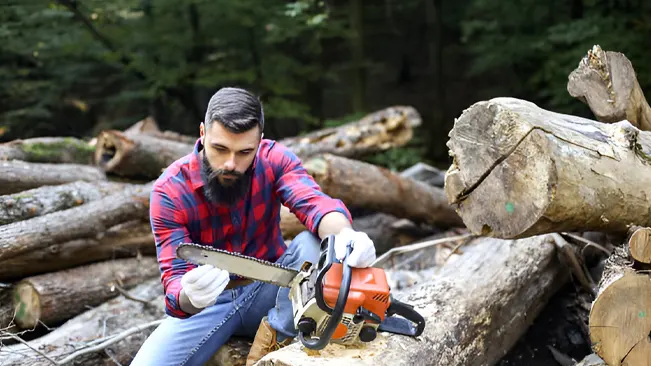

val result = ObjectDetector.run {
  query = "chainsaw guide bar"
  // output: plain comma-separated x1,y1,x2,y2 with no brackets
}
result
176,243,300,288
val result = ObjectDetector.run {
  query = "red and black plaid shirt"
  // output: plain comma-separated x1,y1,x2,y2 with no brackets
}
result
150,138,352,318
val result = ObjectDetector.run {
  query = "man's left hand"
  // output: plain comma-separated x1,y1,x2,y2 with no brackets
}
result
334,228,376,268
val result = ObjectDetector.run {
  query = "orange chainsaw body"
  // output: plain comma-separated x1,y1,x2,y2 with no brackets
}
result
321,263,391,340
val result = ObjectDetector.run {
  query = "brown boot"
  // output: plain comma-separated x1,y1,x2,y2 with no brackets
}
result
246,316,293,366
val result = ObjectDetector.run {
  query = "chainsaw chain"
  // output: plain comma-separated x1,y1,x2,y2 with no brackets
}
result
176,242,298,275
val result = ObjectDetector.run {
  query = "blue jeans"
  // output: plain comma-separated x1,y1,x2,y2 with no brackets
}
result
130,231,321,366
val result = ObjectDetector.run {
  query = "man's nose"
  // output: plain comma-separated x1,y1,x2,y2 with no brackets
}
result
223,155,236,171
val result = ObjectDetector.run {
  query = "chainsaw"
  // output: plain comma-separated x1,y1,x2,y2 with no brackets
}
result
176,234,425,350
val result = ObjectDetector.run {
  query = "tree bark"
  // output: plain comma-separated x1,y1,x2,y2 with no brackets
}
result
445,97,651,239
303,153,463,227
0,182,152,261
94,130,194,179
568,45,651,131
0,278,250,366
258,234,569,366
0,287,18,332
0,137,96,165
12,257,159,329
278,106,422,160
589,245,651,366
0,180,131,225
0,220,155,282
0,160,107,195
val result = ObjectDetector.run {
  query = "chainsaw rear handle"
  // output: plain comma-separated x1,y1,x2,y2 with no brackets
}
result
298,234,353,350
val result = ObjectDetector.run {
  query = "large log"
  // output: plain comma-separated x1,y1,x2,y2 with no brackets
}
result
0,220,155,282
303,154,463,227
0,278,250,366
568,45,651,131
0,180,131,225
0,137,95,164
279,106,422,160
12,257,160,329
0,182,153,261
94,130,194,179
258,234,569,365
0,160,107,195
444,97,651,239
589,245,651,366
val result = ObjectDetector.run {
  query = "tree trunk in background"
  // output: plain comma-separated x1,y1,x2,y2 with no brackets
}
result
279,106,422,160
0,160,107,195
0,183,152,261
12,257,159,329
0,137,95,165
304,154,462,227
94,130,193,179
258,235,568,366
0,180,131,225
0,220,155,282
568,45,651,131
445,97,651,239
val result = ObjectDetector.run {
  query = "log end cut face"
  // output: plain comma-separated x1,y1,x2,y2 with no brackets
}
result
13,282,40,329
445,98,555,238
94,131,134,173
590,271,651,366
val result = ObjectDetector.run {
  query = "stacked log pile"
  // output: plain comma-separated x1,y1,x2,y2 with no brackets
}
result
1,45,646,366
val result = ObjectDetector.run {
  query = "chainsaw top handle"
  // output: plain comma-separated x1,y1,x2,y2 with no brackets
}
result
298,234,353,350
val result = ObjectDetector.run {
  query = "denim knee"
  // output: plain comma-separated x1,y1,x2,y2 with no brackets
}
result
283,231,321,266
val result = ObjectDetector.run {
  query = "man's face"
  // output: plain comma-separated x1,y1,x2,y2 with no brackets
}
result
199,121,261,204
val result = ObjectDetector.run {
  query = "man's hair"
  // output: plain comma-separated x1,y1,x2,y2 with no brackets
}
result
204,87,264,133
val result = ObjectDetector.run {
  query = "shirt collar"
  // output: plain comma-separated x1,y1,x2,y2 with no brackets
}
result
187,137,260,192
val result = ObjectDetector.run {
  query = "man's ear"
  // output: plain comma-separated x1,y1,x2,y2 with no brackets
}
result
199,122,205,145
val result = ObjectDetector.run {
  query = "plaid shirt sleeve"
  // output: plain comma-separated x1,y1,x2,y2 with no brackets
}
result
149,183,195,319
271,143,352,233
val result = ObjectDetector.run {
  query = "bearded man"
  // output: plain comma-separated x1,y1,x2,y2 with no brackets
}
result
130,87,377,366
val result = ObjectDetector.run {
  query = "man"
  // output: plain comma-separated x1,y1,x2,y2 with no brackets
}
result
130,87,377,366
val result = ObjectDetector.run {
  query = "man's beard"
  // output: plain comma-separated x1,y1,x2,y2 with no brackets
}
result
200,150,252,205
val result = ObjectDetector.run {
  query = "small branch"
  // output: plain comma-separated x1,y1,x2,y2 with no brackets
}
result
2,333,58,365
552,233,597,296
111,283,153,305
560,232,612,256
372,233,475,268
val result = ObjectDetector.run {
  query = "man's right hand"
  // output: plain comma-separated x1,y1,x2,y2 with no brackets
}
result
180,264,230,309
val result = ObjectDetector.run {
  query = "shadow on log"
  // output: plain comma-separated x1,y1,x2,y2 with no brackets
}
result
445,97,651,239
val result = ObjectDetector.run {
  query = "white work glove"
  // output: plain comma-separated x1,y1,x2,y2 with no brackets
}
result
334,228,377,268
180,264,230,309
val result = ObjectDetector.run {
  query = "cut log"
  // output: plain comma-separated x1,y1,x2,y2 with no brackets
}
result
258,234,569,365
589,245,651,366
94,130,193,179
445,97,651,239
568,45,651,131
280,205,307,239
12,257,159,329
0,160,107,195
0,180,131,225
279,106,422,160
0,278,250,366
0,220,155,282
0,137,95,164
627,226,651,264
303,153,463,227
0,182,153,261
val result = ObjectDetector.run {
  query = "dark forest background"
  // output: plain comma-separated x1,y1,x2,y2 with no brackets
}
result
2,0,650,170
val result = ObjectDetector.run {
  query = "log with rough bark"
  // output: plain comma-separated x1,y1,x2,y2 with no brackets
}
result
258,234,569,366
0,160,107,195
0,220,155,282
303,154,463,227
279,106,422,160
626,226,651,264
445,97,651,239
0,137,96,164
0,278,250,366
94,130,194,179
12,257,159,329
124,116,197,144
568,45,651,131
0,182,153,261
589,245,651,366
0,180,131,225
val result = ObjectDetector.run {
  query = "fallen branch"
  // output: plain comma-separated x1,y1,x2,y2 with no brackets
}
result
0,160,106,195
